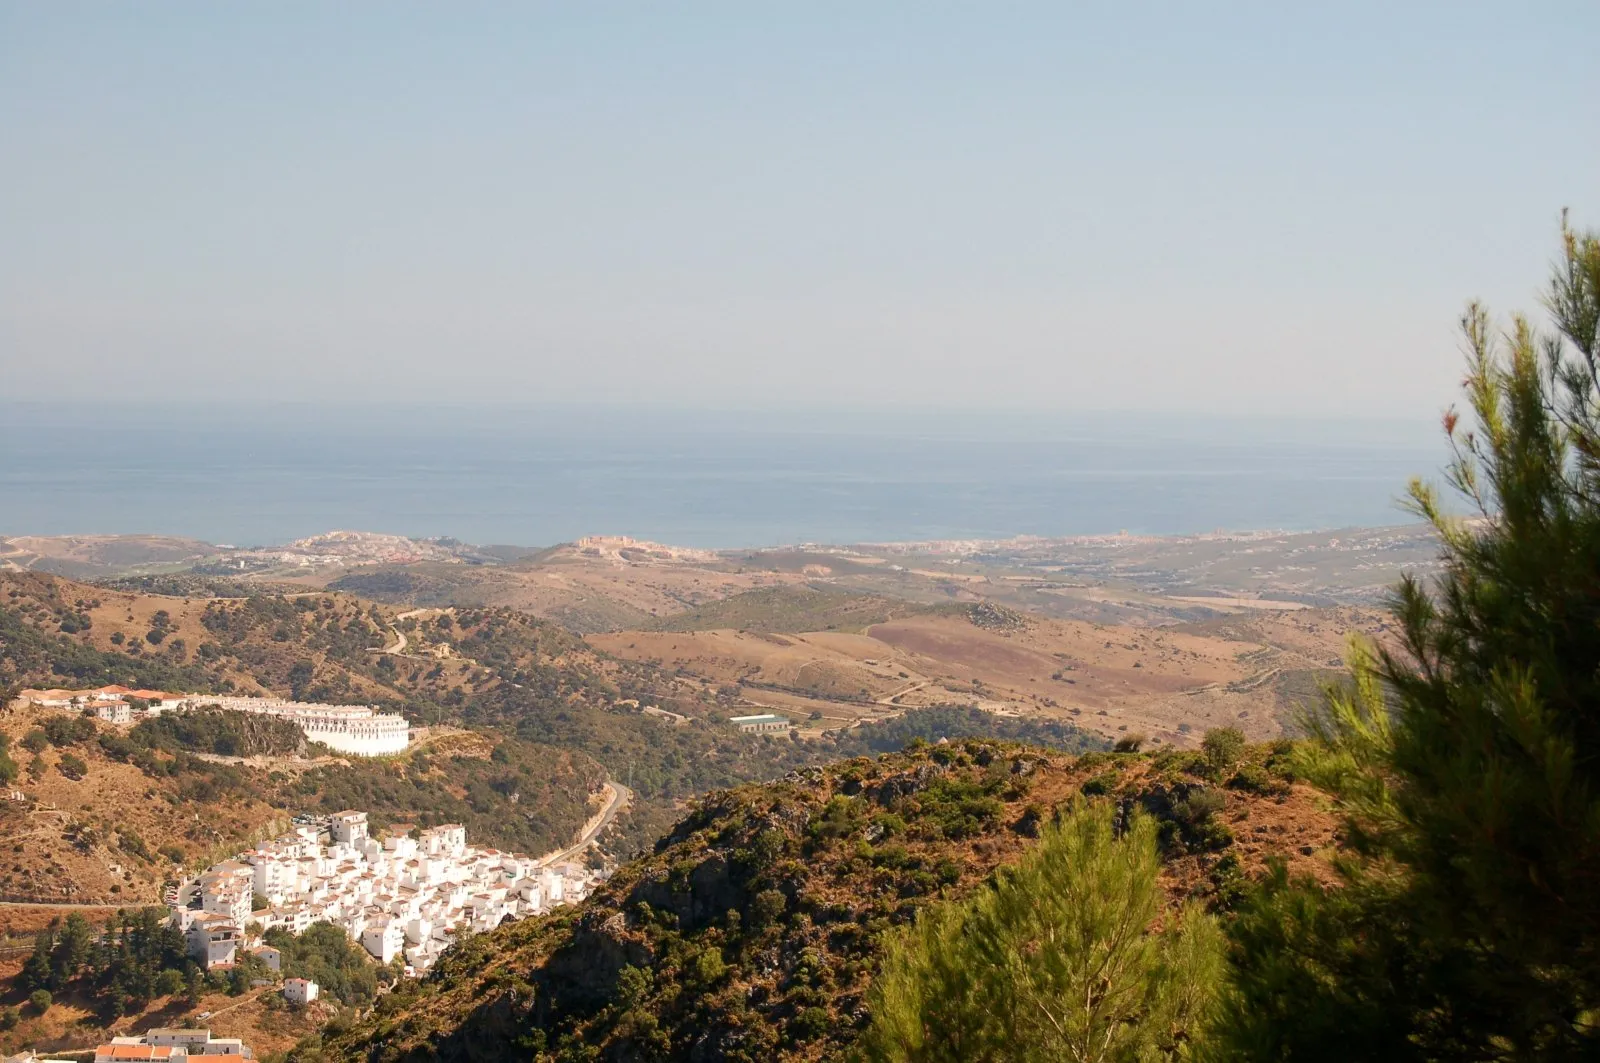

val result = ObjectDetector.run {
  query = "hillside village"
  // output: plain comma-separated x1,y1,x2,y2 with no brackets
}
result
17,686,410,757
177,811,601,976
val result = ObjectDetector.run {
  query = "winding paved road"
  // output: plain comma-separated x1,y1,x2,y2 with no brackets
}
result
541,781,632,866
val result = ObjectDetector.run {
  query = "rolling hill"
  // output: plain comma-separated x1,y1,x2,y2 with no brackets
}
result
307,739,1335,1062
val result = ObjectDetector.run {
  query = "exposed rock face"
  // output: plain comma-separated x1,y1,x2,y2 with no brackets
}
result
966,600,1029,632
541,908,656,1011
870,762,946,805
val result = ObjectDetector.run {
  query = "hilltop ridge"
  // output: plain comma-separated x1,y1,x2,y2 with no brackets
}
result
308,739,1336,1062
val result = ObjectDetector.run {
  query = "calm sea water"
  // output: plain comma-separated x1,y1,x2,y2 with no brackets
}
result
0,403,1449,549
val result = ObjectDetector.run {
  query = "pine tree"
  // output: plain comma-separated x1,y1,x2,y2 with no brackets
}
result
21,928,54,992
860,801,1222,1063
1213,217,1600,1060
51,913,94,986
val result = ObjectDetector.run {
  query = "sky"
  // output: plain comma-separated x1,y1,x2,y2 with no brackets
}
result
2,3,1596,417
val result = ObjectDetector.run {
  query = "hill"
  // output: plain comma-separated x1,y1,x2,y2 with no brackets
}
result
307,739,1334,1062
0,702,607,905
0,576,1106,1057
649,585,935,634
589,604,1363,747
0,572,1108,867
0,536,214,579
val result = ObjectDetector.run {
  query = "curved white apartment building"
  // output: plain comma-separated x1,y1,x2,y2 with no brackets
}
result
182,696,410,756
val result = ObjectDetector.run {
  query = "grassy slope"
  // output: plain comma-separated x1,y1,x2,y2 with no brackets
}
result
649,585,936,634
312,741,1336,1063
0,572,641,895
1,573,1106,869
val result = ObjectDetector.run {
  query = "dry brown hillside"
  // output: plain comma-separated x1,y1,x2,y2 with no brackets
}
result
310,739,1339,1063
589,604,1377,747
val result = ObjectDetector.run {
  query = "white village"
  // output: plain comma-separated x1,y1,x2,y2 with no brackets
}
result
173,811,600,979
18,685,411,757
3,687,609,1063
19,686,606,975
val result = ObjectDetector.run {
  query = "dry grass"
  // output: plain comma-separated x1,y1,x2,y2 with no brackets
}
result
590,608,1374,747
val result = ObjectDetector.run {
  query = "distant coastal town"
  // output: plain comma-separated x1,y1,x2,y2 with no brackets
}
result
16,686,410,757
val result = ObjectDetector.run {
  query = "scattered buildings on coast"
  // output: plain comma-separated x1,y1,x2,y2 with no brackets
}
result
173,811,599,975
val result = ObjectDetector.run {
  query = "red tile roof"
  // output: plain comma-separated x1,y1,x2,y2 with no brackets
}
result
95,1046,177,1061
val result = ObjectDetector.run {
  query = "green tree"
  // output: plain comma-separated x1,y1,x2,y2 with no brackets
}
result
51,913,95,985
28,989,51,1014
1214,218,1600,1060
21,928,54,991
288,659,315,700
1199,728,1244,780
861,801,1222,1063
185,966,205,1005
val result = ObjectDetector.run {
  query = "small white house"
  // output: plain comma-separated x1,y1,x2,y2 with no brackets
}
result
184,916,240,970
250,945,281,972
94,702,132,725
331,810,369,845
283,977,320,1005
420,824,467,857
361,919,404,963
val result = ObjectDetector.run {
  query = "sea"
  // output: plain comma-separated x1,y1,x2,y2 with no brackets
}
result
0,403,1451,549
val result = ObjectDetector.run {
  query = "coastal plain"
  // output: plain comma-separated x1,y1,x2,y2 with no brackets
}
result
3,524,1433,748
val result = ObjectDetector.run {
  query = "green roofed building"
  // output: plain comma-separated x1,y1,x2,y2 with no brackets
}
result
728,713,791,734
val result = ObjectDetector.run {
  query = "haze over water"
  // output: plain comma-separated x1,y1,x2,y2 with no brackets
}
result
2,403,1446,549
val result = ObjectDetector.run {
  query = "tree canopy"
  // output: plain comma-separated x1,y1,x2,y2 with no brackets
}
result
1213,216,1600,1059
861,801,1222,1063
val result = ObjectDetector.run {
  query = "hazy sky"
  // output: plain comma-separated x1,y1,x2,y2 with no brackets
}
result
3,3,1596,416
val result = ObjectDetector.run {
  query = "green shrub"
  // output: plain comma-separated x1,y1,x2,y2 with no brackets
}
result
1080,770,1119,797
1227,764,1278,795
872,843,912,870
1201,728,1246,779
790,1006,831,1042
43,716,96,747
690,947,727,988
749,889,787,928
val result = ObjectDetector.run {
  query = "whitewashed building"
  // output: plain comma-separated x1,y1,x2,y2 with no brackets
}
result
176,696,409,756
282,978,319,1005
361,920,404,964
94,702,132,725
183,915,240,970
98,1028,251,1060
330,810,369,845
729,713,791,734
177,813,603,974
